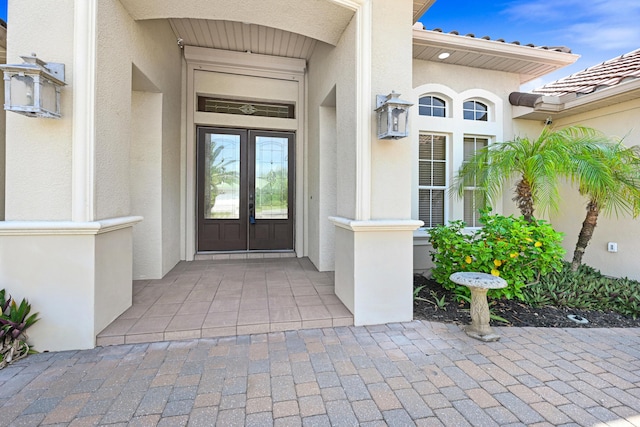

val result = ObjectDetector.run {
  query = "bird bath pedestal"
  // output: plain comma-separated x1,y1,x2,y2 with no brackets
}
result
449,272,508,342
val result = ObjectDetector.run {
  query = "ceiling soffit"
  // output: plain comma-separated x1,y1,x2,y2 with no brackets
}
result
413,0,436,22
413,28,579,83
170,19,318,60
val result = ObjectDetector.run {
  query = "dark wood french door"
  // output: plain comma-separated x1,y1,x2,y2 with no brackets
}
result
197,127,295,252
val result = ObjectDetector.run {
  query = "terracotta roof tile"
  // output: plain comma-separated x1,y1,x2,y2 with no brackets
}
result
424,26,572,53
533,48,640,96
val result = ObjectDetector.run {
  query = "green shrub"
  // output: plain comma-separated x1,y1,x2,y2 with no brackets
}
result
524,263,640,318
428,211,565,300
0,289,39,369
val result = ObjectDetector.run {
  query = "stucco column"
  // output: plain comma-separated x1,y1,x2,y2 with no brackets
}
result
332,0,421,326
72,0,97,222
0,0,141,351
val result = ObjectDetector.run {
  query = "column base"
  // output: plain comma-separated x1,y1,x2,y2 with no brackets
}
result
0,216,142,351
330,217,423,326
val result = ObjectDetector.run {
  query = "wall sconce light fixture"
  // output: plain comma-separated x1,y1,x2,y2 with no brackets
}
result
0,54,65,118
375,91,413,140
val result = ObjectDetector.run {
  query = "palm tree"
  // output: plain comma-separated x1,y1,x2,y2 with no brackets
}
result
453,126,612,222
570,142,640,271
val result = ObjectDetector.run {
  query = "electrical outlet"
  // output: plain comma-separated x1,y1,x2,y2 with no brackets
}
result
607,242,618,253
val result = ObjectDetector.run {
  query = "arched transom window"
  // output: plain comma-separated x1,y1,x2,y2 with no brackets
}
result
418,95,446,117
463,100,488,121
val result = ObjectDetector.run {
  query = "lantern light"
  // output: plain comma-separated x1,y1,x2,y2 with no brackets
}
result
375,91,413,140
0,54,65,119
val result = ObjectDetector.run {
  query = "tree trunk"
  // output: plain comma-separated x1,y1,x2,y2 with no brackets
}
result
513,178,535,222
571,199,600,271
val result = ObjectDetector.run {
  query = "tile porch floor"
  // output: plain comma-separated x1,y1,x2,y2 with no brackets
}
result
96,256,354,346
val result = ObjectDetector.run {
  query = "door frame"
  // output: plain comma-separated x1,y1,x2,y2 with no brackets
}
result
183,47,306,259
196,127,296,252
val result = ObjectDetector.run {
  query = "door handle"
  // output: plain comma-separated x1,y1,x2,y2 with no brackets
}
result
249,202,255,224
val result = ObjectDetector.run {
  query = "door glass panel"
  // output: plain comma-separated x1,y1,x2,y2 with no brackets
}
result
204,133,240,219
255,136,288,219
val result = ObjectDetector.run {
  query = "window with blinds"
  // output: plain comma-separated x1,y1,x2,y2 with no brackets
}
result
418,134,446,227
463,136,489,227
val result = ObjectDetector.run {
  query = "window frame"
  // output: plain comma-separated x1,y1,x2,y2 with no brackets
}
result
413,86,503,230
462,135,490,228
418,95,447,118
417,133,448,228
463,99,489,122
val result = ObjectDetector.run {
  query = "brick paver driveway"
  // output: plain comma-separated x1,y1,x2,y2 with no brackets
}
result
1,321,639,426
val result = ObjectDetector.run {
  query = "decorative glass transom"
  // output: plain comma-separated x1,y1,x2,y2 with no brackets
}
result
197,97,295,119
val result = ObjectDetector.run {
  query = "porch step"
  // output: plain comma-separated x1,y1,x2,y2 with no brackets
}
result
97,316,353,347
96,257,353,347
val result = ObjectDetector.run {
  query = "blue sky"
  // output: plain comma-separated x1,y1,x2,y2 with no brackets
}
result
419,0,640,90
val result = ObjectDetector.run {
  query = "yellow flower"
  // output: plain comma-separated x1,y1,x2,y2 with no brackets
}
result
510,252,518,258
493,259,502,267
491,269,500,277
465,256,472,264
535,241,543,247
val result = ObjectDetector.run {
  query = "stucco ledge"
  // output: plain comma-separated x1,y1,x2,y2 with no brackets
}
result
329,217,423,232
0,216,144,236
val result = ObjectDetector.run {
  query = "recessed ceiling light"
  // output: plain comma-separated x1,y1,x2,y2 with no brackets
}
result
438,52,451,60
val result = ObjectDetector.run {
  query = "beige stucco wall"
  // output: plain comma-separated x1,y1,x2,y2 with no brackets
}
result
0,224,134,351
0,233,95,350
96,2,182,277
94,227,134,337
328,0,419,325
131,91,163,278
309,102,337,271
5,0,75,220
4,1,181,277
307,17,357,271
309,0,418,274
543,97,640,280
414,60,522,95
369,0,414,220
412,59,520,148
1,0,180,351
308,25,358,218
0,25,5,220
0,83,4,220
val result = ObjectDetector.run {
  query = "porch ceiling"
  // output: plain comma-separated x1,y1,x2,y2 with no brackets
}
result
118,0,354,46
169,19,318,60
122,0,433,58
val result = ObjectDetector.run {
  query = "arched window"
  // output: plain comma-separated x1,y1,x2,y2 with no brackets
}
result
418,95,446,117
414,86,501,229
463,100,488,121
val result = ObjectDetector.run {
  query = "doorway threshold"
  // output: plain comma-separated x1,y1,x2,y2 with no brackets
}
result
194,251,296,261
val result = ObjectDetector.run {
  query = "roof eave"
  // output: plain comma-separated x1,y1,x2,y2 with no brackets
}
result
413,0,436,23
412,28,579,81
513,79,640,120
